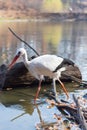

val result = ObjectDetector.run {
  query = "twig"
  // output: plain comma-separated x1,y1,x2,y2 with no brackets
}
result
11,112,26,121
35,104,43,123
8,27,40,56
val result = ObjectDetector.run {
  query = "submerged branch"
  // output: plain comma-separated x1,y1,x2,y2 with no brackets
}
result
11,112,26,121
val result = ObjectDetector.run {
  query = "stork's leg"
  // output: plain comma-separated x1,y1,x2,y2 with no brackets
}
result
53,79,58,101
58,78,69,99
34,80,42,104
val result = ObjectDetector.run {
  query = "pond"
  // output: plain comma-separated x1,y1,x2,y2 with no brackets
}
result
0,20,87,130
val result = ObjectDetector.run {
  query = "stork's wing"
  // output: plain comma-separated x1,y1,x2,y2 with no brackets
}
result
30,55,63,73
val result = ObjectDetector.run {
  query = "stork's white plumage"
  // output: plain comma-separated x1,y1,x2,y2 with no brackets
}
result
8,48,74,103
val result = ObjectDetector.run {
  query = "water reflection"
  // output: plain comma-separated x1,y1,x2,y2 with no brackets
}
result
58,21,87,80
0,86,59,130
0,22,63,63
0,89,34,115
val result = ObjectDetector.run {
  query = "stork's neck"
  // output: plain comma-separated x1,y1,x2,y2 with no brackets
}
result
22,52,30,65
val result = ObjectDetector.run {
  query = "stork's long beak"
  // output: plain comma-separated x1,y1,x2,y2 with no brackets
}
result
8,55,20,70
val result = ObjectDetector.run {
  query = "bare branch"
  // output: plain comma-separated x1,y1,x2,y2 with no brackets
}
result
8,27,40,56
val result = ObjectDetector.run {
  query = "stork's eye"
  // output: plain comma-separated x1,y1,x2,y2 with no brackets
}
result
18,51,21,56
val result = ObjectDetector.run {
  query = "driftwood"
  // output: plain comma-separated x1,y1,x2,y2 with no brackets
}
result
0,62,82,89
73,95,87,130
45,91,87,130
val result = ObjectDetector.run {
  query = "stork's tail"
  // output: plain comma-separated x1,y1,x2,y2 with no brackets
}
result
53,58,74,73
63,58,75,66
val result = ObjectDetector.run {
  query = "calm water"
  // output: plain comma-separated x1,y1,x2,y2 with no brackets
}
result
0,21,87,130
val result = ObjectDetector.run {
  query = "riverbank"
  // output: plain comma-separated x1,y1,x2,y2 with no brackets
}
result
42,12,87,21
0,11,87,22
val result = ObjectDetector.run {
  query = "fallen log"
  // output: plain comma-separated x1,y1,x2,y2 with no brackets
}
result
0,62,82,89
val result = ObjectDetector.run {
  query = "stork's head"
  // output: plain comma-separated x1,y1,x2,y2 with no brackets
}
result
8,48,26,70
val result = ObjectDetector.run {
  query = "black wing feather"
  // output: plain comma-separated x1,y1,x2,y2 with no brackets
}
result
53,58,74,73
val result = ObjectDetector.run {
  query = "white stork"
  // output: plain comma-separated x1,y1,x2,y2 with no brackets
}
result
8,48,74,103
